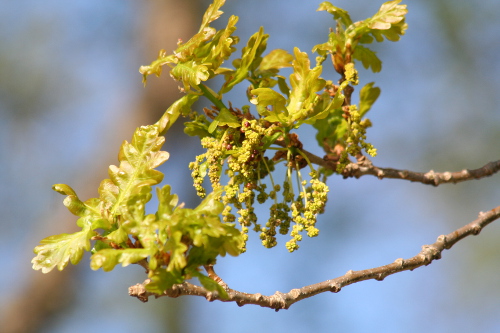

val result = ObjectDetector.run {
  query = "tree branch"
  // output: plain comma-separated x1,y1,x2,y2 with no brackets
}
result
129,205,500,310
342,156,500,186
274,140,500,185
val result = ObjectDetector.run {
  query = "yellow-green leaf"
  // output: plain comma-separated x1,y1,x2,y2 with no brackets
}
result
288,47,326,122
199,0,226,32
90,248,152,272
32,222,93,273
250,87,288,122
359,82,381,116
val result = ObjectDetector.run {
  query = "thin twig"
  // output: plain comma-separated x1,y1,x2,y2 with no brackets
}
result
129,205,500,310
204,265,229,290
342,157,500,186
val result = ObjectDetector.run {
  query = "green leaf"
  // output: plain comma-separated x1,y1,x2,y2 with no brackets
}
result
359,82,381,116
191,270,229,299
277,76,291,98
258,49,293,72
90,248,152,272
99,125,168,218
220,27,269,94
287,47,326,123
139,50,177,84
106,226,129,244
312,30,346,56
52,184,102,218
165,231,189,272
184,120,210,138
317,2,353,27
52,184,109,230
250,87,288,123
145,269,185,295
199,0,226,32
352,45,382,73
208,108,240,133
200,15,239,71
175,28,217,63
304,90,344,125
156,94,199,136
347,0,408,43
156,185,179,219
32,220,93,273
136,214,158,250
171,61,211,92
313,108,347,149
194,188,224,215
262,131,283,150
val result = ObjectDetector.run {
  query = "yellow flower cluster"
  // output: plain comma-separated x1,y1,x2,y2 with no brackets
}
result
337,105,377,173
190,118,329,252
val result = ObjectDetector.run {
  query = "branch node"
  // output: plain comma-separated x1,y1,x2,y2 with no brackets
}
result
420,244,440,264
255,293,264,301
205,291,215,302
270,291,287,310
471,223,482,235
394,258,405,268
399,170,409,179
424,170,439,186
328,280,341,293
289,289,301,298
436,235,450,249
129,283,149,303
442,171,452,181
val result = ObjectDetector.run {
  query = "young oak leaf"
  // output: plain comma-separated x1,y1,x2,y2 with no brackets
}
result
139,50,178,85
250,87,288,123
165,230,189,272
199,0,226,32
359,82,381,116
194,187,224,215
313,108,347,151
141,2,235,89
352,44,382,73
156,94,199,136
288,47,326,123
171,61,211,92
317,2,353,27
258,49,293,73
99,125,169,218
146,269,186,295
32,219,93,273
304,89,344,125
156,184,179,219
208,107,240,133
52,184,100,218
90,248,152,272
199,15,239,71
191,270,229,299
220,27,269,94
348,0,408,43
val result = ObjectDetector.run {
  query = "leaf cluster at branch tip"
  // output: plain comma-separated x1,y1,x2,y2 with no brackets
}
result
33,0,408,291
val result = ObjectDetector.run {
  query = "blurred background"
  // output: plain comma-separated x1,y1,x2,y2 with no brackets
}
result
1,0,500,332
